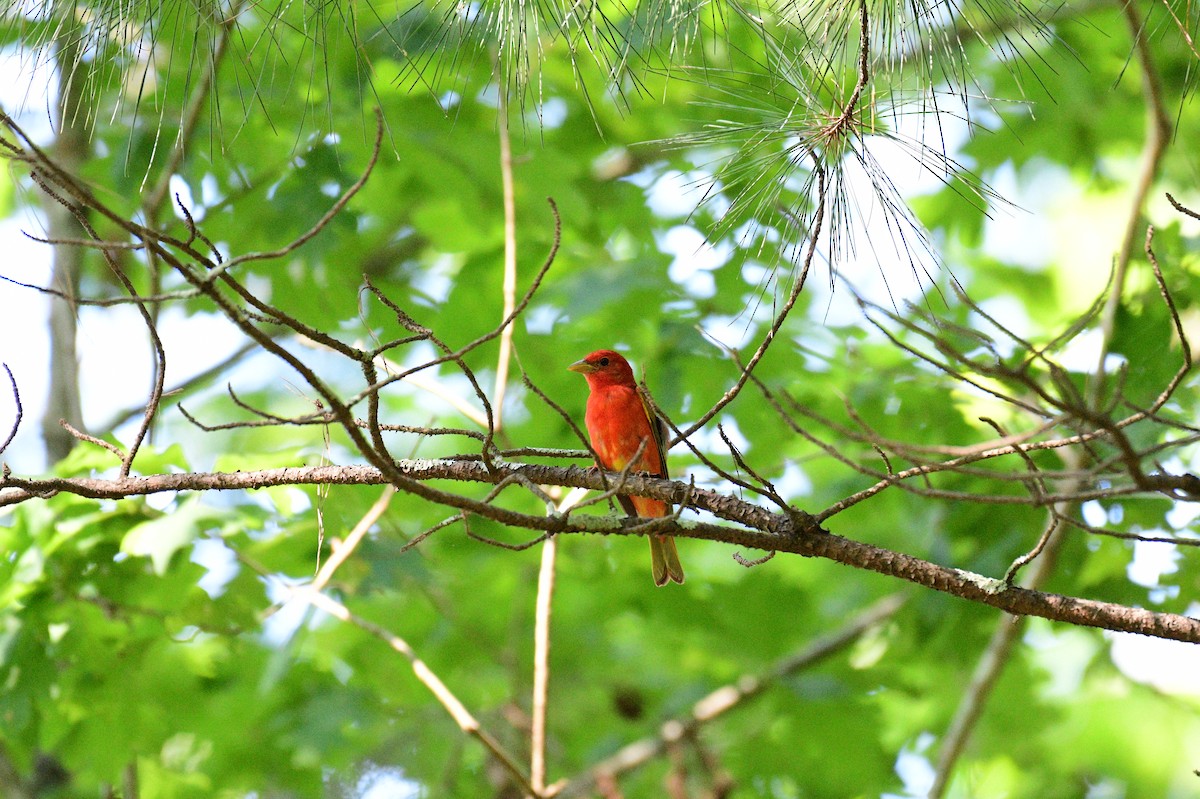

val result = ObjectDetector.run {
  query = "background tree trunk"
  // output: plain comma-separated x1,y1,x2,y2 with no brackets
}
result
40,2,90,464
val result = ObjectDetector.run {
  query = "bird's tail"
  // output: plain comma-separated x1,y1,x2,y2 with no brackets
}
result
650,535,685,586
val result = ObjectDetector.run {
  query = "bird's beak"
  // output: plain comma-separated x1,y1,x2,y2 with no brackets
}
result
567,359,596,374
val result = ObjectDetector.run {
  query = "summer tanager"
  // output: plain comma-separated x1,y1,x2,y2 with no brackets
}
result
568,349,685,586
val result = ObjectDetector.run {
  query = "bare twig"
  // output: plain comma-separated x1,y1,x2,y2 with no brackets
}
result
675,164,826,444
1054,511,1200,546
732,550,776,567
60,421,125,460
521,371,600,464
218,110,385,271
1003,516,1061,586
1144,225,1190,365
973,416,1051,585
399,514,464,555
0,365,22,457
1166,193,1200,221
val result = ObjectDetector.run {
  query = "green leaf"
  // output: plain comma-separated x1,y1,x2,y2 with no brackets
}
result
121,497,219,575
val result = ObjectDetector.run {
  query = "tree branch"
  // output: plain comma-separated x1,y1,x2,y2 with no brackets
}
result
3,461,1197,643
932,7,1177,791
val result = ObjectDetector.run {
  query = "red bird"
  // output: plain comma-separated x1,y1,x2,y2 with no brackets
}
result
568,349,685,586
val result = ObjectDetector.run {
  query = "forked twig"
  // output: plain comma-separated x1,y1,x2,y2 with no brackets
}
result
1144,225,1190,365
27,169,167,478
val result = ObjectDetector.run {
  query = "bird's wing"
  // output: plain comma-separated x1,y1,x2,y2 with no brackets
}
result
637,383,669,480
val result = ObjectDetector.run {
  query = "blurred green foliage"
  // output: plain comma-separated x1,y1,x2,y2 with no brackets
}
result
2,0,1199,797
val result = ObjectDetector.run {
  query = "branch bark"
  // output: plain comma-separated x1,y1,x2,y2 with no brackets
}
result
4,460,1197,643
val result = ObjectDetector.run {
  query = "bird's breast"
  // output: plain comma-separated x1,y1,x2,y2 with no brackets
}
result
585,386,662,475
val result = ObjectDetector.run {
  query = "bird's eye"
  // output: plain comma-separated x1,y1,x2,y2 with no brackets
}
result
599,357,610,366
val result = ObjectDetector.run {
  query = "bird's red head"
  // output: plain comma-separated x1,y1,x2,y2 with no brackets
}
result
567,349,636,388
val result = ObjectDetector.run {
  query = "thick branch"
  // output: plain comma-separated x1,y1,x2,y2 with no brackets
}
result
3,461,1197,643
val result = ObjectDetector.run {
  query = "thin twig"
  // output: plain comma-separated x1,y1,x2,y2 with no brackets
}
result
1166,193,1200,221
675,164,826,445
0,365,21,456
521,371,600,464
1004,516,1060,586
399,514,464,555
219,110,385,270
973,416,1052,585
60,421,125,460
1144,225,1190,365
